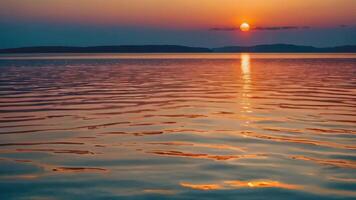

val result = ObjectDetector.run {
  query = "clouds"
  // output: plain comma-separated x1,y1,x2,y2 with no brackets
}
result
254,26,310,30
210,27,240,31
210,26,310,31
0,20,355,49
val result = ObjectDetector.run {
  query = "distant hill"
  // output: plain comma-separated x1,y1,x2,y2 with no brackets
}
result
0,44,355,54
0,45,212,54
213,44,356,53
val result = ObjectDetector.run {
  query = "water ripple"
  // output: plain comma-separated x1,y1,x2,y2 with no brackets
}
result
0,53,355,199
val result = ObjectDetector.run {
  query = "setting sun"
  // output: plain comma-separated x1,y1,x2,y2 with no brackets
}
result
0,1,355,200
240,22,250,32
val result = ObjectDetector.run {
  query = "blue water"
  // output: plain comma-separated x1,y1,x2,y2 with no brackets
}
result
0,53,355,200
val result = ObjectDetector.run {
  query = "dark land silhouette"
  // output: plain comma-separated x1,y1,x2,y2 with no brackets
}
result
213,44,356,53
0,44,355,54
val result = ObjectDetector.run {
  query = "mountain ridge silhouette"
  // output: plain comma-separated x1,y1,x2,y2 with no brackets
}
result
1,44,355,53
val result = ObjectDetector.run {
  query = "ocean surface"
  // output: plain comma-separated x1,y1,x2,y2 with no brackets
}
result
0,53,355,200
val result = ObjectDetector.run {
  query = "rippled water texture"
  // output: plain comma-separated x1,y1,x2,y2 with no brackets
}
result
0,53,355,200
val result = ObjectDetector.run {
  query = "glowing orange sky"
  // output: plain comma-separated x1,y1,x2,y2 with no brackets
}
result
1,0,355,28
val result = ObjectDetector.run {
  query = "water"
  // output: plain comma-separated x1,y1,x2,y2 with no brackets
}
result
0,53,355,200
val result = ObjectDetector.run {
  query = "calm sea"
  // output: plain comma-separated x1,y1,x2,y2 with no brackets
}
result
0,53,355,200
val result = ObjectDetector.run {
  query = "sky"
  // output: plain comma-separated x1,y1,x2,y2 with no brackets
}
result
0,0,355,48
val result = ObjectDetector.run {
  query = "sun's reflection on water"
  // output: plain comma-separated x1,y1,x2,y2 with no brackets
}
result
241,54,251,78
240,54,252,126
180,179,301,191
1,55,356,199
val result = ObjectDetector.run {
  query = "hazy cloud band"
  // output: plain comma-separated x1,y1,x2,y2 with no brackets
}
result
210,26,310,31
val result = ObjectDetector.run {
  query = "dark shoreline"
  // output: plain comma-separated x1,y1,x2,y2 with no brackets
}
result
1,44,356,54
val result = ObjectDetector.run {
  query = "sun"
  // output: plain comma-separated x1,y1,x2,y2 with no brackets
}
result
240,22,250,32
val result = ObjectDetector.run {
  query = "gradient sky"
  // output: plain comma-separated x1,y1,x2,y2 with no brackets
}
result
0,0,355,48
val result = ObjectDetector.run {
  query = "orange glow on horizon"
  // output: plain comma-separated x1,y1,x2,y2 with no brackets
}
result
1,0,355,28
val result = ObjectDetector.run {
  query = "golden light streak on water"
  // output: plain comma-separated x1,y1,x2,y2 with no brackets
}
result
0,53,355,199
